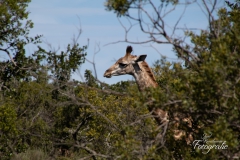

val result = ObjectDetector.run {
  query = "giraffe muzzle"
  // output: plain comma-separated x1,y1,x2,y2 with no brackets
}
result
103,71,112,78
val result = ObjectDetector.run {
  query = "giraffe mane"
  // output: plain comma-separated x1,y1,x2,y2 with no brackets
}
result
140,61,158,85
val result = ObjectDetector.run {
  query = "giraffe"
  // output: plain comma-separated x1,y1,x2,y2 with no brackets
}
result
103,46,169,135
103,46,194,144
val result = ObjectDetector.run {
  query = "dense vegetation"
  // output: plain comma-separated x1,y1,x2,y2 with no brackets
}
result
0,0,239,159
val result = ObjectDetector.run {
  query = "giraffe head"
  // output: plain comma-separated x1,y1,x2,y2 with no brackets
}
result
104,46,147,78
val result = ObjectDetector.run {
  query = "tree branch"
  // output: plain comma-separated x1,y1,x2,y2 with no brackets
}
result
0,48,17,66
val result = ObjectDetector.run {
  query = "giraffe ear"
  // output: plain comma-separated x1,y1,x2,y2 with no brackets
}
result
135,55,147,62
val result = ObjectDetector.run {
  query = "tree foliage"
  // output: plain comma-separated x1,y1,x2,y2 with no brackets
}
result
105,0,178,16
0,0,240,160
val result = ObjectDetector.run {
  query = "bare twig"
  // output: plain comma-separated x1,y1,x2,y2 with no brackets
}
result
0,48,17,66
72,15,83,45
85,42,100,79
76,144,111,159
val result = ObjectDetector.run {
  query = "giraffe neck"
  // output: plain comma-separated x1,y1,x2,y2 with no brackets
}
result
132,62,158,91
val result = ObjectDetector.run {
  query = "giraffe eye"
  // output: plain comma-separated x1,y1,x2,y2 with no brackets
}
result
119,63,128,68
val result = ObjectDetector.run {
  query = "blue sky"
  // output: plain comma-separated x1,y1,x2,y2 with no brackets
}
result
27,0,226,84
